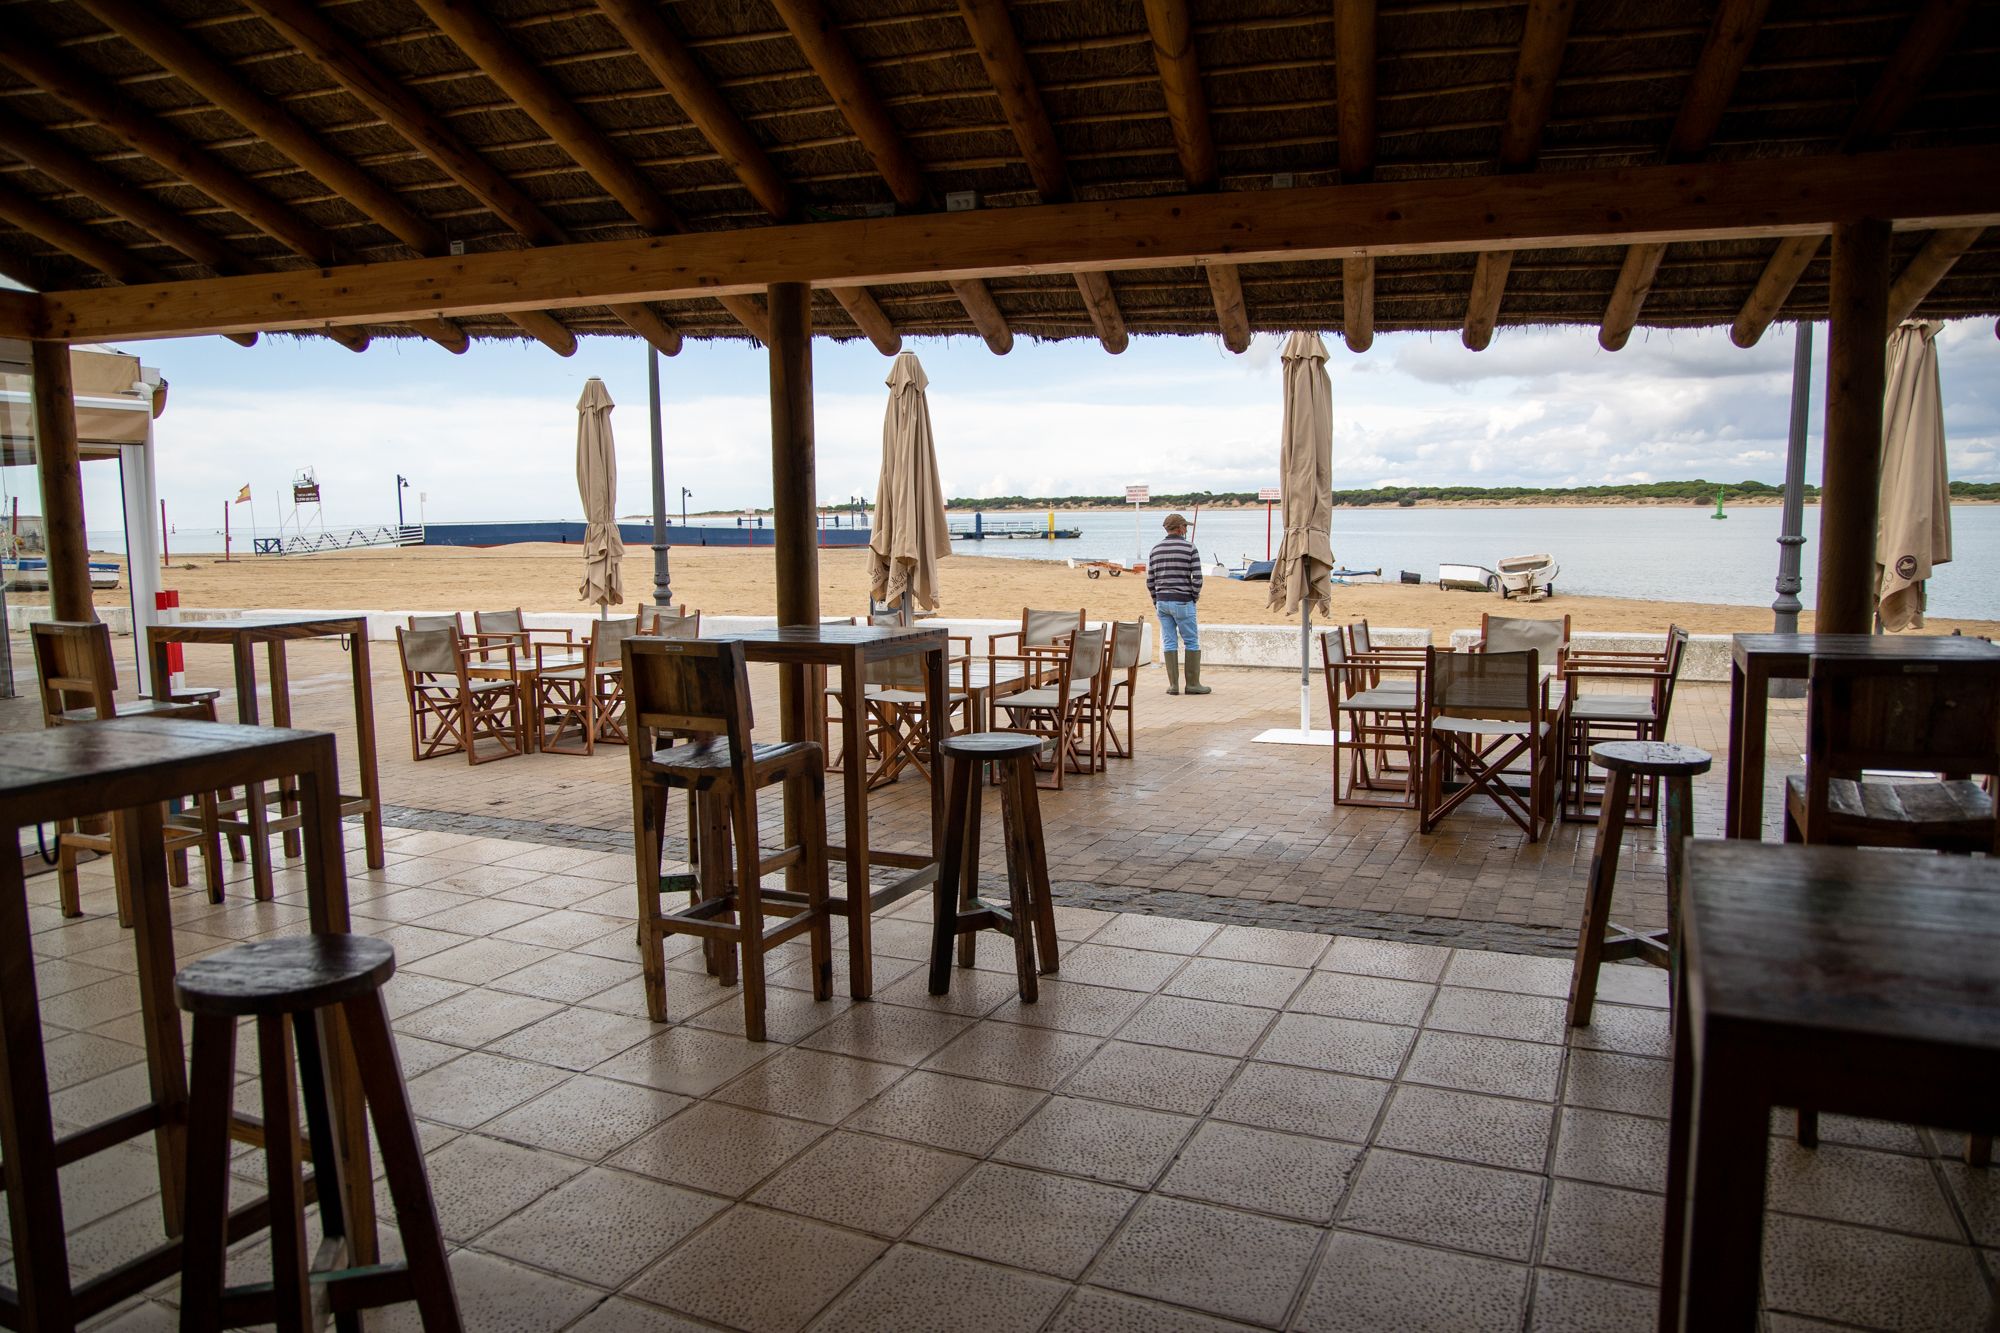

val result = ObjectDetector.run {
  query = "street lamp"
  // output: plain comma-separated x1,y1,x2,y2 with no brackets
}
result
395,474,410,529
680,487,692,526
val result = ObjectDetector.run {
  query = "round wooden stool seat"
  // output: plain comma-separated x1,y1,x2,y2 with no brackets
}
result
1591,740,1712,778
174,935,396,1017
939,731,1043,762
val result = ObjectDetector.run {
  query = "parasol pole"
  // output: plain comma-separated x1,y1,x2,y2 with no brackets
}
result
1300,604,1312,733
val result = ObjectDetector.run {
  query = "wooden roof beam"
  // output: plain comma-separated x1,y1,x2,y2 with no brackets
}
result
1334,0,1376,352
1463,0,1574,351
768,0,1006,352
956,0,1125,352
1142,0,1248,353
1730,0,1973,347
33,146,2000,344
1599,0,1771,351
1886,226,1985,331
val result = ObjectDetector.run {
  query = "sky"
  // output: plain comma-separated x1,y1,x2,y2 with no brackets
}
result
4,314,1997,537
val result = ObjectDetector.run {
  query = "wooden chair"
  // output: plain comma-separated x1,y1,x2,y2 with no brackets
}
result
1419,646,1558,842
624,637,833,1040
859,651,974,789
1470,612,1571,673
1321,630,1424,809
405,612,464,635
1561,626,1690,823
394,626,524,765
535,617,640,755
1101,620,1145,759
1344,619,1428,665
991,608,1086,686
1783,654,2000,854
473,608,575,660
995,625,1108,789
638,605,701,638
31,620,229,917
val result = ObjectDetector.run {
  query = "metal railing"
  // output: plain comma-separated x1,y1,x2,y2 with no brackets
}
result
251,525,423,556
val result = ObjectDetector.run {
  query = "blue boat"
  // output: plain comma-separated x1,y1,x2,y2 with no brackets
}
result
3,557,121,590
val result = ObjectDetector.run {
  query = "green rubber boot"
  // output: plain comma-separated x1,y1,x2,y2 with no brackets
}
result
1183,650,1213,695
1164,652,1181,695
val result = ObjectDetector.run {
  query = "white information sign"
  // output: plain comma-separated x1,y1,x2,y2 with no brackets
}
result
1125,485,1149,504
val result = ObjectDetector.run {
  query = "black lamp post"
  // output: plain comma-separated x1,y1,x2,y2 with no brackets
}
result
395,474,409,528
680,487,692,526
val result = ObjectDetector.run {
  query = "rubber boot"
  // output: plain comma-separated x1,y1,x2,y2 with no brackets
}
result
1183,650,1212,695
1164,652,1181,695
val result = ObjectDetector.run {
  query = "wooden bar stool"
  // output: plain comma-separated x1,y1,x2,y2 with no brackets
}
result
175,935,461,1332
1566,740,1712,1028
929,733,1061,1002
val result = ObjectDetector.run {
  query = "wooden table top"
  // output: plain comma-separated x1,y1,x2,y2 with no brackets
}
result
0,718,331,827
148,613,367,642
1731,632,2000,670
1685,840,2000,1052
708,623,947,664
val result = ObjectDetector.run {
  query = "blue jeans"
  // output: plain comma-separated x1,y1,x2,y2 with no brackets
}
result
1156,600,1200,653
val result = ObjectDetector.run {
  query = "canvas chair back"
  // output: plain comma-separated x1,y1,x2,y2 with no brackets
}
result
407,613,462,635
1346,621,1374,654
398,626,461,678
474,609,525,639
624,637,754,750
592,616,640,665
1068,627,1109,685
1657,625,1691,724
1481,614,1569,666
1806,655,2000,789
31,620,119,724
1319,630,1351,707
1024,608,1084,647
643,609,702,639
1429,647,1539,724
1110,621,1144,670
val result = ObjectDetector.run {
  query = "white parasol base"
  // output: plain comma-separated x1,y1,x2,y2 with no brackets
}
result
1252,728,1339,746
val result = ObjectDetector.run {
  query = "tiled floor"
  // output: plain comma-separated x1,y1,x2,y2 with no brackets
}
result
17,828,1996,1331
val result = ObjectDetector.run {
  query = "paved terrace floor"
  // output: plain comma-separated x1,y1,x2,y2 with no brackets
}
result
16,829,1996,1331
3,635,1786,952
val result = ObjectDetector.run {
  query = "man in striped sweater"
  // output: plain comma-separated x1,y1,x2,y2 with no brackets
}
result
1146,513,1211,695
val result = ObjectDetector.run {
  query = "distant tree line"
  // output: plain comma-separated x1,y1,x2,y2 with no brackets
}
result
943,481,2000,509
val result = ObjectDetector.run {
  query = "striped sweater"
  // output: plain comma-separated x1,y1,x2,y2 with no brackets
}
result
1146,534,1204,603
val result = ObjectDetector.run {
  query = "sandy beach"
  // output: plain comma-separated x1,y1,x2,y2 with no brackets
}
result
95,544,2000,639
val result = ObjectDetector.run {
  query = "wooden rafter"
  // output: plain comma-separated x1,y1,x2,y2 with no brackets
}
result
23,146,1999,346
1599,0,1770,351
1334,0,1376,353
593,0,894,355
1463,0,1575,351
955,0,1126,353
1729,0,1973,348
1886,226,1986,330
767,0,1009,353
1141,0,1248,353
406,0,762,343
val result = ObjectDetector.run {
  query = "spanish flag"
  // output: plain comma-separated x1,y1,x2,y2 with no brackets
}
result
235,485,251,503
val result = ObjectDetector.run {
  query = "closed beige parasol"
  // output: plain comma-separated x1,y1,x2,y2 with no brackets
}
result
1876,320,1952,632
869,351,950,612
576,377,624,609
1270,332,1335,733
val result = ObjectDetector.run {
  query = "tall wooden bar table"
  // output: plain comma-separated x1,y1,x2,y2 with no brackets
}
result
148,614,386,896
1723,632,2000,839
0,719,377,1332
712,624,949,999
1661,842,2000,1331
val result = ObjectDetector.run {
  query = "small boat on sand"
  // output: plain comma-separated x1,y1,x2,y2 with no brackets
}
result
1496,553,1559,599
4,558,121,591
1228,557,1275,582
1438,562,1499,593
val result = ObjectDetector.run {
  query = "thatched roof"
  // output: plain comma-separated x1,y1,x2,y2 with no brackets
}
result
1,0,1996,348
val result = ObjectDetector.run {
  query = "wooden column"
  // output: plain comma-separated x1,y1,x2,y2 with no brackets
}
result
30,338,94,622
1814,218,1891,635
767,282,818,738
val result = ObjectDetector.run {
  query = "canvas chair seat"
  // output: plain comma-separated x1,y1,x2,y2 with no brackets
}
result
1431,714,1551,738
1785,774,1993,834
1338,685,1417,713
1002,687,1065,710
1569,694,1658,723
871,686,966,706
416,677,511,695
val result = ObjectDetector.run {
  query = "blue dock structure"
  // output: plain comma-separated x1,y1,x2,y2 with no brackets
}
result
419,519,871,549
948,511,1082,541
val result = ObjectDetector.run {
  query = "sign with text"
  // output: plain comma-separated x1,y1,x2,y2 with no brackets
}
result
1258,487,1282,502
1125,485,1149,504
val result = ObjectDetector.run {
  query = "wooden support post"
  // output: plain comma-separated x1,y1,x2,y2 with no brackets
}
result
1815,218,1891,635
768,281,817,745
31,338,94,622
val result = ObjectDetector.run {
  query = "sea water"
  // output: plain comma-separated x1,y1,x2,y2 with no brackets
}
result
948,504,2000,621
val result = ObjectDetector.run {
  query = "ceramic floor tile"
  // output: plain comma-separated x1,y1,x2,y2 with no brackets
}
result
365,1249,600,1333
478,1165,724,1286
1114,993,1275,1058
1061,1040,1237,1115
682,984,852,1045
1374,1084,1555,1174
842,1070,1046,1156
1059,943,1189,991
405,1051,569,1128
591,1025,775,1097
485,1006,658,1071
1288,971,1437,1027
989,979,1149,1037
1090,1194,1322,1326
1295,1231,1531,1333
627,1204,885,1333
713,1047,905,1124
1163,957,1308,1009
876,966,1025,1019
1561,1049,1671,1118
1403,1030,1563,1101
1318,936,1451,983
1590,963,1669,1010
811,1243,1068,1333
609,1100,825,1196
1255,1013,1415,1080
487,950,640,1005
1088,914,1219,955
43,1032,145,1092
1426,987,1567,1045
800,1004,974,1066
1760,1214,1991,1332
1162,1121,1363,1223
1940,1160,2000,1246
416,1133,583,1242
910,1161,1139,1279
1566,1002,1671,1058
1784,1110,1927,1156
401,936,553,986
1340,1150,1545,1262
1211,1062,1388,1143
750,1129,972,1235
920,1021,1100,1090
391,988,561,1049
1044,1287,1262,1333
994,1095,1195,1188
481,1074,690,1159
1538,1180,1662,1284
1442,950,1573,998
566,1297,717,1332
1527,1268,1656,1333
1552,1106,1668,1193
1765,1140,1960,1239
